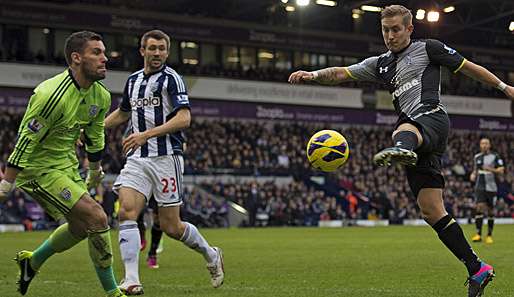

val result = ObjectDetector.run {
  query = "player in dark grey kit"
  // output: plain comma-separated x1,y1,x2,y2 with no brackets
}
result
289,4,514,297
470,138,504,244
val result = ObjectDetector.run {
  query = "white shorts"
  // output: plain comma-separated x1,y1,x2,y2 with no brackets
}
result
114,155,184,207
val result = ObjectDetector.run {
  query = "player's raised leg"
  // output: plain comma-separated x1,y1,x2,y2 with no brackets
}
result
117,187,146,295
373,123,421,166
159,205,224,288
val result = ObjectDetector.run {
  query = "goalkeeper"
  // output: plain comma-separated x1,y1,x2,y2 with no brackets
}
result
0,31,125,297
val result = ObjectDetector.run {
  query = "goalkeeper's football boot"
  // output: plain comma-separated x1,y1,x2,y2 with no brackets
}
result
471,234,482,242
119,279,144,295
207,247,224,288
14,251,37,295
485,236,493,244
466,262,495,297
107,288,128,297
373,147,417,167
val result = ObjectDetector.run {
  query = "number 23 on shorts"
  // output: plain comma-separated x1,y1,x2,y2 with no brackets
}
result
161,177,177,193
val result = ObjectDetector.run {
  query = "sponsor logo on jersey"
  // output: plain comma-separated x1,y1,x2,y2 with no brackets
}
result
130,97,161,109
393,78,419,98
379,66,389,73
27,118,44,133
60,188,72,201
89,105,99,117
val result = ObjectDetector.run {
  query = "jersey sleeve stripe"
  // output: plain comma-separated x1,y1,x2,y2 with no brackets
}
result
166,70,186,93
344,67,357,80
40,76,71,118
453,58,467,73
8,136,28,164
8,136,31,166
41,79,73,119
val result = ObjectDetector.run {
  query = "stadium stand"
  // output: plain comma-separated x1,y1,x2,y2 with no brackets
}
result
1,111,513,227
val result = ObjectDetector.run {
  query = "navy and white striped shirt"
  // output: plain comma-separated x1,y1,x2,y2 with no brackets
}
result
120,66,190,159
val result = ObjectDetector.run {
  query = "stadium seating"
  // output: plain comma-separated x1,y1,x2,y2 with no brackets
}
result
1,111,513,227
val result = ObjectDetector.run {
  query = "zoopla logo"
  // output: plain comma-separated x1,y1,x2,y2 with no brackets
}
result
130,97,161,109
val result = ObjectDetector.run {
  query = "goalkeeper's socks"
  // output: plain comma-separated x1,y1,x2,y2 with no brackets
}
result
31,240,55,270
32,223,82,270
95,266,118,294
392,130,418,151
432,215,481,276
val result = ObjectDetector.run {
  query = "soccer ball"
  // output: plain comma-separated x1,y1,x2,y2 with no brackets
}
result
306,130,349,172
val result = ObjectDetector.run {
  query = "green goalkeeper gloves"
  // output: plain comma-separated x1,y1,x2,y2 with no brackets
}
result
85,167,105,189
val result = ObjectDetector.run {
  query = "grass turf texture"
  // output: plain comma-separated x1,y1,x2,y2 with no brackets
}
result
0,225,513,297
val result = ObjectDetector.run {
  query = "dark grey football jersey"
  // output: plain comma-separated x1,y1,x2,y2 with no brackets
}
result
346,39,465,116
474,152,504,192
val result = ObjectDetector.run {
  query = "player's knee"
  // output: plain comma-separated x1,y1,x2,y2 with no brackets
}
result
118,204,139,221
393,123,422,143
88,203,108,230
419,208,439,224
163,223,183,240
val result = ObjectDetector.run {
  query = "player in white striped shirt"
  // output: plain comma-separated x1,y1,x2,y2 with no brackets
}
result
105,30,224,295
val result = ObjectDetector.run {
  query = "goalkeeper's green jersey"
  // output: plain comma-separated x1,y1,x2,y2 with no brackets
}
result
8,69,111,178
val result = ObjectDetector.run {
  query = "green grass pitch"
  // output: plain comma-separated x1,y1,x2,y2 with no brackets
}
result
0,225,513,297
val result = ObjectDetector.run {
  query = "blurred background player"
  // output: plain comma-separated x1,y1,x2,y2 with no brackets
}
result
470,138,505,244
0,31,125,297
288,4,514,297
105,29,224,295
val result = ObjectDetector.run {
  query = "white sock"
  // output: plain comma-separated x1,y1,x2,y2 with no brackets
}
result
180,222,217,263
119,220,141,284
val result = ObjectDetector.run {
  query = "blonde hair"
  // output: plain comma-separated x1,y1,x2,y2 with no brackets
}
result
381,5,412,26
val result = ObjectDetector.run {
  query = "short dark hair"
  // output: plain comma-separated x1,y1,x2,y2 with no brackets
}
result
381,5,413,26
64,31,103,66
140,29,170,50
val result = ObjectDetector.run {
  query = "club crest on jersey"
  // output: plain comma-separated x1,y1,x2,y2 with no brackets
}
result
27,118,44,133
130,96,161,109
406,55,412,65
89,105,99,117
60,188,72,201
444,44,456,55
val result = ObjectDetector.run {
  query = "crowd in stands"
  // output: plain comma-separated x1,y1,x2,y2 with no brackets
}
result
1,109,513,228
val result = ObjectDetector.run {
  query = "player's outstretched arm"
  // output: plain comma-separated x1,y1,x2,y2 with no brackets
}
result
459,60,514,100
288,67,351,85
105,108,130,129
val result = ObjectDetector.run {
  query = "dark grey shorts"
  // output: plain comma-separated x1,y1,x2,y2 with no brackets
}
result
395,106,450,197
